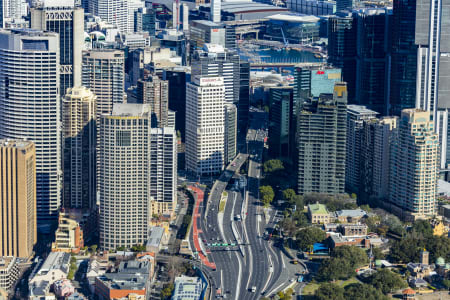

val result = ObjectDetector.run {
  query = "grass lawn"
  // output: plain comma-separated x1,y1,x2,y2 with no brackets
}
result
302,278,360,296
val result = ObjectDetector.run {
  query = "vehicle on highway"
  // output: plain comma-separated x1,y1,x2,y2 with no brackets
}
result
235,214,241,221
251,286,256,293
291,259,298,265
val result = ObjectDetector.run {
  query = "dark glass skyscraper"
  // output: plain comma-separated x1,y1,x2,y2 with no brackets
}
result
389,0,418,116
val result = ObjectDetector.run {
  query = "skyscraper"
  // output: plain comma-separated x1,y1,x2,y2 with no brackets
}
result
92,0,128,33
238,61,250,133
0,29,61,223
98,104,152,250
137,75,169,127
224,103,237,164
191,44,240,105
82,49,125,120
268,87,294,159
389,0,418,116
414,0,450,174
345,105,378,193
336,0,353,12
186,76,225,176
0,139,36,258
134,7,155,35
297,83,347,195
149,127,177,216
389,109,439,220
210,0,221,23
63,87,97,210
31,1,84,95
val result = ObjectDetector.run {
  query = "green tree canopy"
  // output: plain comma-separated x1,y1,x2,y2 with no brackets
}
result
331,246,369,269
412,219,433,237
344,283,389,300
295,227,326,251
263,159,284,173
260,185,275,207
316,258,355,281
283,189,296,202
369,269,407,294
315,283,345,300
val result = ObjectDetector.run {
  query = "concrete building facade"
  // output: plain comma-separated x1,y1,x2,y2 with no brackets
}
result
63,87,97,210
0,140,36,258
137,75,169,127
0,29,61,223
224,103,237,164
186,76,225,176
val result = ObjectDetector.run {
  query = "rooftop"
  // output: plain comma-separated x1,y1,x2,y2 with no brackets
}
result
147,227,165,248
347,105,379,116
0,139,34,149
335,209,367,218
98,260,150,291
308,203,329,215
111,104,151,117
267,13,320,23
221,0,287,14
37,252,70,275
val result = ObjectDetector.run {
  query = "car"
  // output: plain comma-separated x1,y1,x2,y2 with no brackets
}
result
290,278,295,283
203,239,207,242
251,286,256,293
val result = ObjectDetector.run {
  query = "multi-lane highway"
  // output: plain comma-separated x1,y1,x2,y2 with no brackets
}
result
189,109,304,299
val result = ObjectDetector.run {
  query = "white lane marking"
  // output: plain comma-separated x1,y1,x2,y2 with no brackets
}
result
261,251,273,293
235,250,243,300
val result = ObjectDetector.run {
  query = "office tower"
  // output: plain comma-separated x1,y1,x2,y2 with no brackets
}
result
336,0,353,12
389,0,418,116
149,127,177,216
211,0,221,23
157,29,187,66
98,104,152,250
192,44,240,105
186,76,225,176
389,109,439,220
238,61,250,133
31,2,84,96
293,65,342,109
136,75,169,127
354,8,392,115
360,116,398,204
164,68,188,141
414,0,450,174
172,1,179,29
182,3,189,31
127,0,144,33
328,13,357,103
92,0,128,33
268,87,294,159
345,105,378,193
134,7,155,35
190,20,235,54
0,29,61,223
63,87,97,210
297,83,347,195
224,103,237,164
82,49,125,120
0,140,36,258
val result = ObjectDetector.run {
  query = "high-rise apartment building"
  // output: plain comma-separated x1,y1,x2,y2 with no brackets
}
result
0,139,36,258
98,104,152,250
269,87,294,159
186,76,225,176
137,75,169,127
192,44,240,105
389,0,418,116
31,2,84,95
91,0,128,33
297,83,347,195
414,0,450,174
134,7,155,35
82,49,125,120
0,29,61,223
149,127,177,216
224,103,237,164
360,116,398,204
238,61,250,133
190,20,236,56
0,0,27,27
345,105,378,193
389,109,439,220
63,87,96,210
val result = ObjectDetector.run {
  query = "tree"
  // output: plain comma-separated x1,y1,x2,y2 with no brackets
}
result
292,210,308,228
412,219,433,238
90,244,98,253
332,246,369,269
389,235,424,263
315,283,345,300
263,159,284,173
369,269,407,294
381,215,405,236
283,189,296,202
442,279,450,290
160,283,175,299
295,227,326,251
317,258,354,281
359,204,371,212
260,185,275,207
372,247,385,260
279,218,297,237
344,283,389,300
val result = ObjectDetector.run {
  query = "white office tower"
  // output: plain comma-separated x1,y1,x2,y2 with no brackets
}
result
186,76,225,176
150,127,177,217
92,0,129,33
224,103,237,164
99,104,152,250
127,0,144,33
210,0,221,23
0,29,61,223
172,1,179,29
63,87,96,210
31,0,84,95
1,0,27,25
82,49,125,120
182,3,189,31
